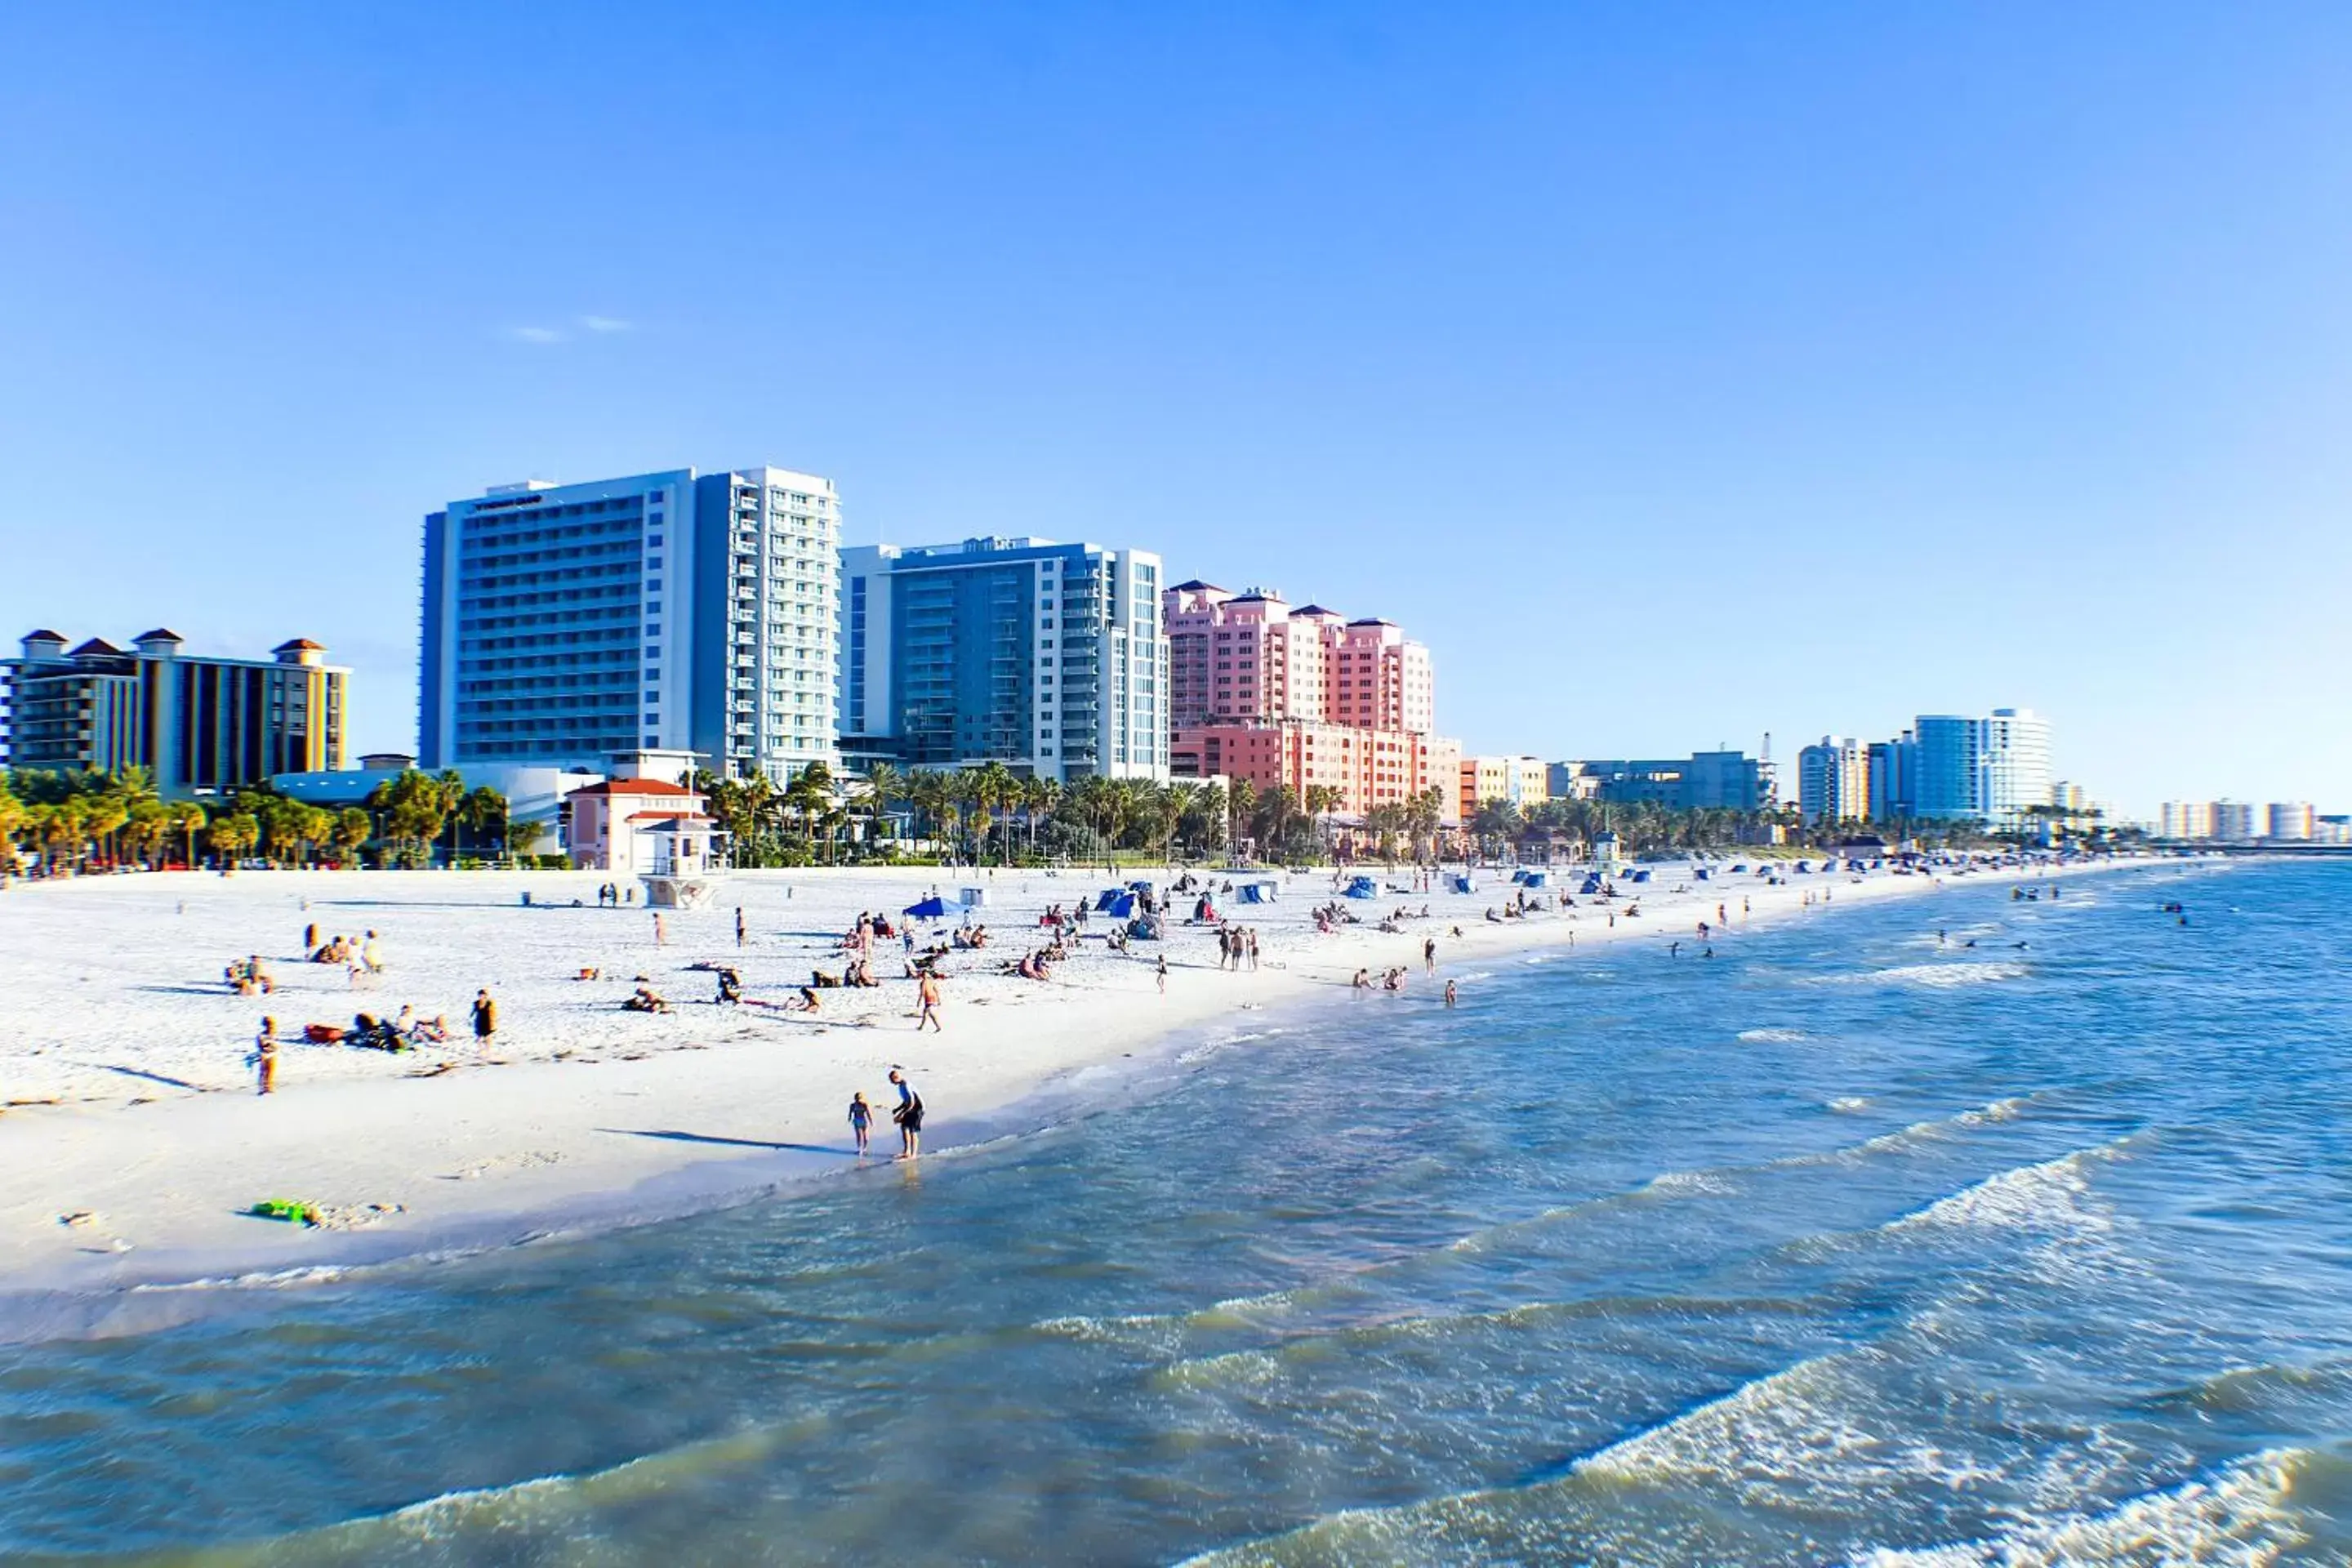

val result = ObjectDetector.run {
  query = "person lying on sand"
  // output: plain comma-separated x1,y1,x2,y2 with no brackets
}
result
622,987,671,1013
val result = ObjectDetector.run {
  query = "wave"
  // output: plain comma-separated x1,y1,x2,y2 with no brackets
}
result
1882,1139,2132,1239
1846,1446,2314,1566
1829,961,2029,988
1738,1027,1809,1043
1829,1096,1872,1112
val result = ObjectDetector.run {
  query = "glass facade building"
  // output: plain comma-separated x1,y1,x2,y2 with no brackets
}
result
838,537,1166,781
420,466,839,782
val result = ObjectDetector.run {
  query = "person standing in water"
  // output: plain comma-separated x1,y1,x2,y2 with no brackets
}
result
848,1091,874,1156
889,1068,924,1160
1424,935,1437,975
1444,979,1458,1009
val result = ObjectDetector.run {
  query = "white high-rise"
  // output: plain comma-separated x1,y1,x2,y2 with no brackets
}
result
1981,708,2051,828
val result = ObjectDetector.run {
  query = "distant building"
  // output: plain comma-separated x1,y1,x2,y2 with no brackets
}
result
2317,814,2352,845
2,628,346,796
841,537,1167,782
2160,801,2215,840
1908,708,2051,826
1869,733,1918,822
2267,802,2315,841
1796,737,1869,825
1459,755,1548,821
564,773,719,877
419,466,840,782
271,759,602,858
1548,752,1769,812
2212,801,2261,842
1165,581,1457,821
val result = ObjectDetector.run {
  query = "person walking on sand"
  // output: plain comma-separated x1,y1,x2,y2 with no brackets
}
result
849,1091,875,1156
736,906,746,948
916,972,943,1032
1157,954,1169,995
889,1068,924,1159
470,988,497,1047
254,1018,279,1096
653,912,667,947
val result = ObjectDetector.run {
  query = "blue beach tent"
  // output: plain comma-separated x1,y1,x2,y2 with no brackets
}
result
1102,892,1138,919
1629,869,1652,884
1448,873,1477,894
1580,874,1605,895
1344,875,1379,899
904,896,958,919
1095,889,1127,911
1521,871,1548,888
1236,882,1273,904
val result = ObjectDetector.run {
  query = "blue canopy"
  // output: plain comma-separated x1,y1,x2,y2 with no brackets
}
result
1448,874,1476,894
1629,869,1652,884
903,896,957,918
1509,869,1530,884
1236,883,1272,904
1521,871,1548,888
1695,867,1712,880
1095,889,1127,911
1344,875,1379,899
1102,892,1137,918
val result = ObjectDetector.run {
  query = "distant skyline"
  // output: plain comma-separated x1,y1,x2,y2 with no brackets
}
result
3,4,2348,819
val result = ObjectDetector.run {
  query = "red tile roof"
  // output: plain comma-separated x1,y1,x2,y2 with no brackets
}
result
571,777,698,798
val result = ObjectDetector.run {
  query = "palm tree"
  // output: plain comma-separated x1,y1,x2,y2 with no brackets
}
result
460,786,510,862
332,806,372,867
968,761,1017,863
167,800,207,869
859,762,906,853
435,769,467,867
1227,777,1258,857
1020,775,1061,860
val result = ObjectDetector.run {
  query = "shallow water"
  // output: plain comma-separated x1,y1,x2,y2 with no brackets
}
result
7,860,2352,1566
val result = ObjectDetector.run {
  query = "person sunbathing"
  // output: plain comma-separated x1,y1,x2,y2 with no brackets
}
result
812,969,842,988
623,987,670,1013
785,986,821,1012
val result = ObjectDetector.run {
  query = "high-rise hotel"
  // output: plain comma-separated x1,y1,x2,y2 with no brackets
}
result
1164,582,1460,822
418,466,840,782
838,537,1168,782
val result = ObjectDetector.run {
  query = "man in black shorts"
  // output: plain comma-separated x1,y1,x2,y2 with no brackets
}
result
889,1067,924,1160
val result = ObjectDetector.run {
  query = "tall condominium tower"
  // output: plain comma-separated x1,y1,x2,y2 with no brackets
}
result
1796,736,1871,824
2,628,346,796
1907,707,2051,826
419,466,839,782
837,537,1167,782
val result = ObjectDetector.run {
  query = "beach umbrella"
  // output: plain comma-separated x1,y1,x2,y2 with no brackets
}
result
904,895,958,919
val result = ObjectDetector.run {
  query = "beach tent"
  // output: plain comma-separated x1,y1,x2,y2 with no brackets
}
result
1448,873,1477,894
1094,889,1129,911
1521,871,1549,888
1580,874,1605,894
1344,875,1379,899
1629,869,1652,884
1695,867,1712,881
903,895,959,919
1509,869,1530,884
1102,892,1138,919
1236,882,1273,904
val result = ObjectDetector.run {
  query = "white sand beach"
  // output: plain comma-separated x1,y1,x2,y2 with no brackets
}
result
0,857,2030,1295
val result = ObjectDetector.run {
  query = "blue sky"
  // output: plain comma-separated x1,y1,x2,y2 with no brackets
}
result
2,3,2347,817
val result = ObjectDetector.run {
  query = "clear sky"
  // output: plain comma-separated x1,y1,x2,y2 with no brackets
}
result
2,3,2347,818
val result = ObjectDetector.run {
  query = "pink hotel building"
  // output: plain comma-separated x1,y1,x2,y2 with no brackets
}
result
1165,582,1461,824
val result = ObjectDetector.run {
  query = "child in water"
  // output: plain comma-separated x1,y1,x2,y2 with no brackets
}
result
849,1091,874,1156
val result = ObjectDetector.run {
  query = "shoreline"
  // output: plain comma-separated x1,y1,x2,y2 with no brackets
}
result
0,854,2151,1329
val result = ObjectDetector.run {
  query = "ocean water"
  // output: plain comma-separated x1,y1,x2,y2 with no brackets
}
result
7,859,2352,1566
